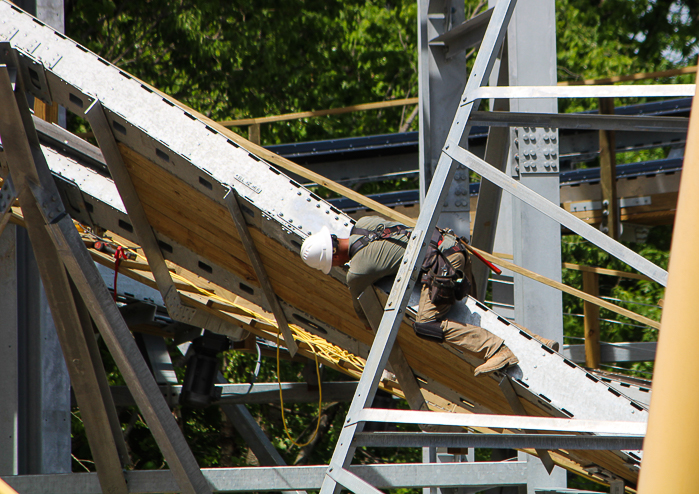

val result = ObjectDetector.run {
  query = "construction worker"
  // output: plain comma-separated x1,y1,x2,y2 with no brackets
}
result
300,216,556,376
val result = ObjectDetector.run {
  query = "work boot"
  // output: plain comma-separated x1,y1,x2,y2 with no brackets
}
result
474,344,518,377
533,335,560,352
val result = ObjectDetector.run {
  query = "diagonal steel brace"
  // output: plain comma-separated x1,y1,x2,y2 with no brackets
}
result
225,188,298,356
319,1,519,492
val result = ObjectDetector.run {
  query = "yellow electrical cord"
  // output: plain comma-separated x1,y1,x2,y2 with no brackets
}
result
276,329,323,447
81,225,366,446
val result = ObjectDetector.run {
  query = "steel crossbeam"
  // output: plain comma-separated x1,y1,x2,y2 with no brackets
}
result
465,84,696,103
1,462,529,492
446,145,668,285
319,1,518,492
469,110,689,132
352,409,647,435
352,432,644,450
0,64,211,494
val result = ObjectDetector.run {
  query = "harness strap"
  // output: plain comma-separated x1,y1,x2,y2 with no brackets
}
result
349,224,412,258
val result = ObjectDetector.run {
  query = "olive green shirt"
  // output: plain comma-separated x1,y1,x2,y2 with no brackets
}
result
346,216,458,325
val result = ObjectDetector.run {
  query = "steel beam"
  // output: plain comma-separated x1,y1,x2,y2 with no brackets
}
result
353,409,647,435
327,467,383,494
466,84,696,103
358,287,430,415
418,0,469,235
225,188,298,356
0,64,128,494
469,110,689,132
0,224,19,475
216,374,306,494
68,277,132,467
562,342,657,364
112,382,357,407
471,41,510,300
446,145,668,285
2,462,529,492
352,432,644,450
430,7,493,59
499,377,555,473
320,2,517,492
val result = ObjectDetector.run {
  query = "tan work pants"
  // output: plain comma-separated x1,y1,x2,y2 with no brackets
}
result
416,251,504,360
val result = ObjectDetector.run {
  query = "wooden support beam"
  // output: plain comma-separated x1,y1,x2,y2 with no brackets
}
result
599,98,619,240
582,271,601,369
248,123,261,144
221,97,419,127
558,65,697,86
225,188,299,357
0,65,211,494
562,262,653,281
33,99,59,124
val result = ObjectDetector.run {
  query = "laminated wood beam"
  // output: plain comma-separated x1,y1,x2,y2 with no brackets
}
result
0,64,211,494
0,64,129,494
226,188,298,356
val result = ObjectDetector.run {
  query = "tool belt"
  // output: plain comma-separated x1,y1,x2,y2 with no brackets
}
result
420,228,471,306
349,223,412,258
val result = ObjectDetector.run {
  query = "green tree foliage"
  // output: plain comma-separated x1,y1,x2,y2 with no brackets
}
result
557,0,698,113
66,0,419,144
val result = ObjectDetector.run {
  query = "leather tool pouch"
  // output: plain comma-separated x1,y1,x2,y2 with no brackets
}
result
420,231,471,305
413,321,444,342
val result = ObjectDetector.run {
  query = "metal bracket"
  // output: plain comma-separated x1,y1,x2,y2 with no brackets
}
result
225,187,298,357
499,376,555,474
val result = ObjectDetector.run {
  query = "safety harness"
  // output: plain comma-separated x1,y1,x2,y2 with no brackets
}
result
349,223,413,258
349,223,471,303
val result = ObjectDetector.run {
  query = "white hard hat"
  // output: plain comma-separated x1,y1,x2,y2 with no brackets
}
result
300,226,333,274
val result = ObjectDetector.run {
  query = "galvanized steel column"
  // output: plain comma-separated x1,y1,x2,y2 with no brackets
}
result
506,0,564,490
